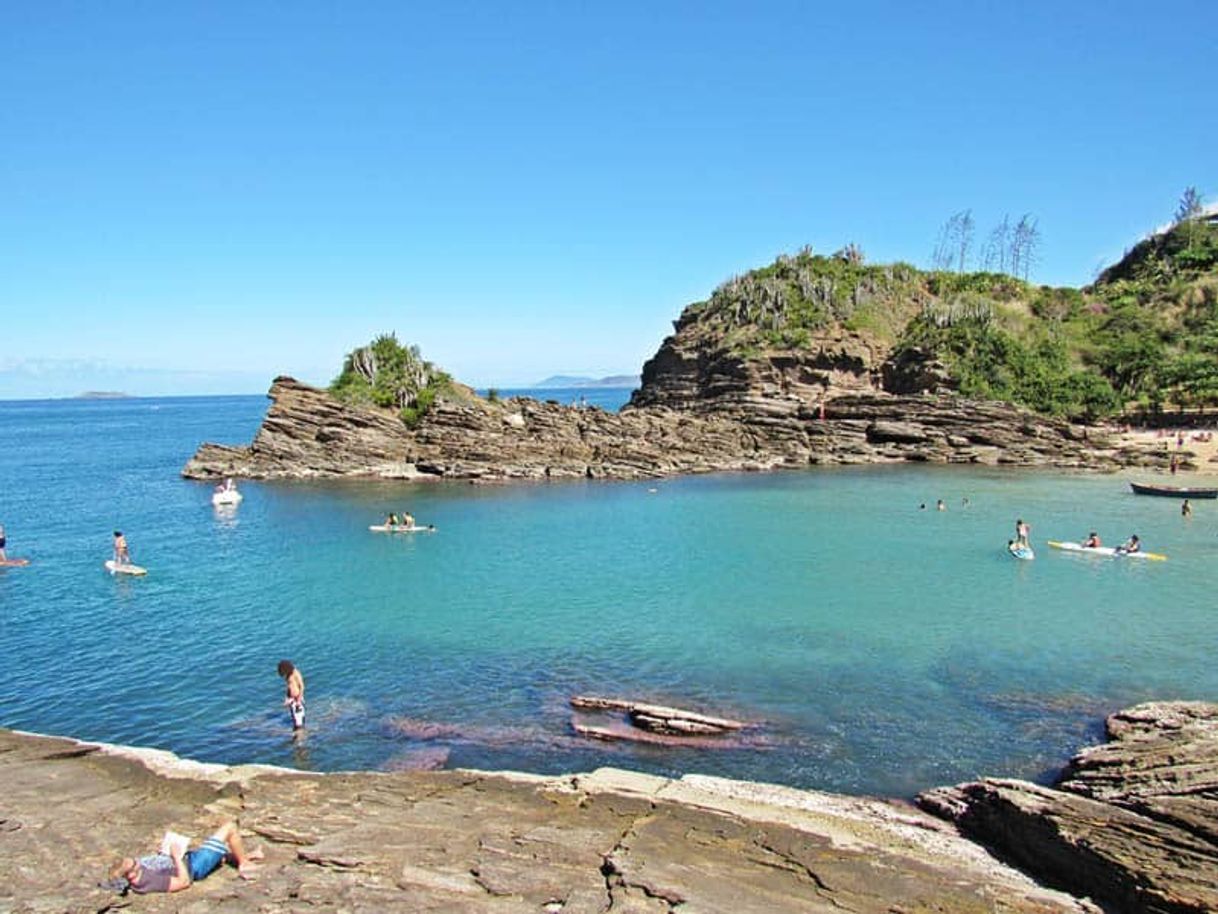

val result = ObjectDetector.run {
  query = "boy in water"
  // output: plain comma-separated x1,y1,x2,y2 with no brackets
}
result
277,660,305,730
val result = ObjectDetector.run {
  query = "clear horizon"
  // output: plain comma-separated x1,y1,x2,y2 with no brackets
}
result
2,1,1214,398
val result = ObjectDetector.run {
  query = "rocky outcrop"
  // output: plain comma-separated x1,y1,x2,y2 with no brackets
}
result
919,701,1218,914
0,727,1098,913
184,376,1164,480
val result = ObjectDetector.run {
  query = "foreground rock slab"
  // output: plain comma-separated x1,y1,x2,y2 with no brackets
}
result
0,729,1093,913
920,701,1218,914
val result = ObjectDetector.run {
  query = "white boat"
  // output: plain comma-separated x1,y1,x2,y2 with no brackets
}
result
212,485,243,506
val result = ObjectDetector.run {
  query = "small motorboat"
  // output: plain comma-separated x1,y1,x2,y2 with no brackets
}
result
212,479,243,506
1130,482,1218,499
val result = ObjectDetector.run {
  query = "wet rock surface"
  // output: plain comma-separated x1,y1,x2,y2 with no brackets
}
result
919,701,1218,914
0,728,1096,913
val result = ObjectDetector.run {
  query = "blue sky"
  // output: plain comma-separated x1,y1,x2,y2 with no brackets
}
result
1,1,1214,397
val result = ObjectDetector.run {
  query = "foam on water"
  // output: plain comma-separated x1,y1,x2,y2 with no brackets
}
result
1,394,1216,795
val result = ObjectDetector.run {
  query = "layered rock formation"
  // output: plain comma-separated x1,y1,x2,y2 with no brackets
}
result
184,375,1162,481
7,702,1217,912
919,701,1218,914
0,727,1098,913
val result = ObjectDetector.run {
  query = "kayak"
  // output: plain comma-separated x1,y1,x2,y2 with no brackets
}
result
105,560,148,576
1046,541,1166,562
369,524,436,533
1007,544,1035,560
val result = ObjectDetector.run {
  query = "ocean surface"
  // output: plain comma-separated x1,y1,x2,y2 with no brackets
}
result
2,390,1217,797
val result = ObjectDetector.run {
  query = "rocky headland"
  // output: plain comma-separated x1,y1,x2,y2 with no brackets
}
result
183,234,1218,482
184,373,1167,482
4,700,1216,912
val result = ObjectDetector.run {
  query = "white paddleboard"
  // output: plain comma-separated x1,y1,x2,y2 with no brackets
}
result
105,560,148,576
1046,541,1166,561
369,524,436,533
1008,544,1035,560
212,491,243,506
0,558,30,568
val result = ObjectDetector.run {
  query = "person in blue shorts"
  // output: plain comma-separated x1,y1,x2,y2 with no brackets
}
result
108,820,262,894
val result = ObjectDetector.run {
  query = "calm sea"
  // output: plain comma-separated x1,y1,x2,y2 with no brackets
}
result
1,391,1216,796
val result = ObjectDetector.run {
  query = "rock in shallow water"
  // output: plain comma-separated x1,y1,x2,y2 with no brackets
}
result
919,701,1218,914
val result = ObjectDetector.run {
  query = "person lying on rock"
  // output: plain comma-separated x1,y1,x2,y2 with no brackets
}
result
107,820,262,894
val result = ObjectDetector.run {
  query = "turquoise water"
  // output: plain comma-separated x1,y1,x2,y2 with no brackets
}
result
2,393,1217,796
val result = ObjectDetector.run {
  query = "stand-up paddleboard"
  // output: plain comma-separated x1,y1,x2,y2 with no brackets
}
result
369,524,436,533
1047,541,1166,561
0,558,30,567
1008,543,1035,560
105,560,148,576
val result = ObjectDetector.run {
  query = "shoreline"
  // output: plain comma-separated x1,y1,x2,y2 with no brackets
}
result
0,725,1099,912
5,702,1215,912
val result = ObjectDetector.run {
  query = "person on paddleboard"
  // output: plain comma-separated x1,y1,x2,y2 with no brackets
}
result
277,659,305,731
113,531,131,565
1081,531,1102,549
1015,518,1030,547
1117,534,1142,554
0,524,7,562
386,512,399,527
402,510,415,528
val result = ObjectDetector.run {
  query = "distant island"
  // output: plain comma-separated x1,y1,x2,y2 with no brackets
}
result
74,391,132,400
531,374,640,388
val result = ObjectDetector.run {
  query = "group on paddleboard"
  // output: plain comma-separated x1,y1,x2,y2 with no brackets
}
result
370,509,436,533
1006,517,1164,561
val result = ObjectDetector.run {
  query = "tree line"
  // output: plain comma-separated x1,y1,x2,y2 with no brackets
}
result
931,210,1041,280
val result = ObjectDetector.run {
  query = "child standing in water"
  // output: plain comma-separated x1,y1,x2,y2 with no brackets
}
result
277,660,305,731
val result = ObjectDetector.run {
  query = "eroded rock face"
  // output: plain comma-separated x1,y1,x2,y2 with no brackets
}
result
919,701,1218,914
183,376,1160,481
0,728,1098,913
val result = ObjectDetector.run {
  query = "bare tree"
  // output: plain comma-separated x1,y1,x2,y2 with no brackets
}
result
931,210,973,272
982,214,1011,273
931,219,954,271
1010,214,1041,281
1175,186,1204,225
1175,186,1205,249
954,210,974,272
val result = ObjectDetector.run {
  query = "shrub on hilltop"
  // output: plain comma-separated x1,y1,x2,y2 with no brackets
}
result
330,333,458,427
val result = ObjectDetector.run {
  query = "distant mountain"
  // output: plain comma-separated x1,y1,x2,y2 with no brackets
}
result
75,391,132,399
532,374,640,388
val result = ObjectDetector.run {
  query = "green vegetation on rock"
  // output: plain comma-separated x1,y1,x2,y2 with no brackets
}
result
330,334,456,427
682,208,1218,420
